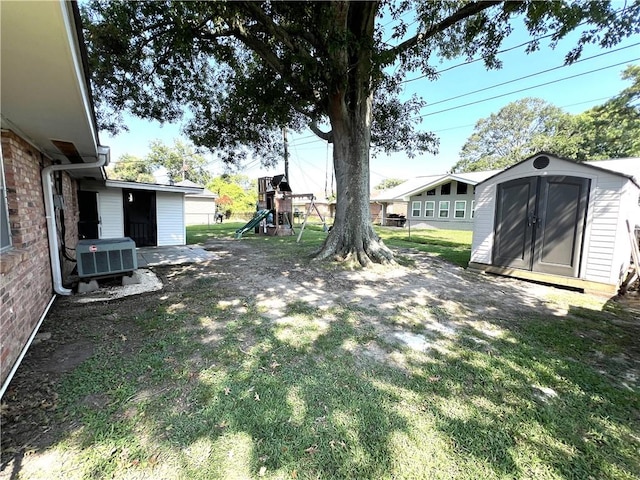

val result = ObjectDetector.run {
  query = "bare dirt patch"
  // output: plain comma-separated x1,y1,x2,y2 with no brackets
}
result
1,237,638,476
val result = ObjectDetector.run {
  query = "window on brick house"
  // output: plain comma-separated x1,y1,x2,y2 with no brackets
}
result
0,158,11,251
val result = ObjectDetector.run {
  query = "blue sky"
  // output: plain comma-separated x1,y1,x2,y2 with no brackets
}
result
100,17,640,196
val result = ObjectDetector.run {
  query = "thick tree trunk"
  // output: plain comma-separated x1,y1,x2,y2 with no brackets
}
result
313,92,395,266
312,1,393,267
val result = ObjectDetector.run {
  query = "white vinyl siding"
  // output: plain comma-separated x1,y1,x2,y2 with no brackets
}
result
438,201,450,218
424,201,435,217
411,201,421,217
454,201,466,218
98,188,124,239
583,178,623,284
156,192,185,246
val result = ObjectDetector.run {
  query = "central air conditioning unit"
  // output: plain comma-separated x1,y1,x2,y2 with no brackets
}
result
76,237,137,278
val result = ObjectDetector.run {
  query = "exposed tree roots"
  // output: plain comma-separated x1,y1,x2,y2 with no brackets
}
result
313,229,395,267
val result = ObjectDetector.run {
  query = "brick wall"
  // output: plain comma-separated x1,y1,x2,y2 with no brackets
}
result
0,131,79,387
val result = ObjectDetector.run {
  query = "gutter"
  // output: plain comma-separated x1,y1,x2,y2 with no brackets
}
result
42,146,110,295
0,295,56,398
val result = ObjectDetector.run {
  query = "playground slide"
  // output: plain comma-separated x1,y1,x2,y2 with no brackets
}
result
234,209,271,239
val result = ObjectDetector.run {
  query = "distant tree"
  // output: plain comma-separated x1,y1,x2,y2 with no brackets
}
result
208,174,258,216
452,66,640,173
375,178,406,191
570,65,640,160
147,139,212,185
451,98,576,173
107,154,156,183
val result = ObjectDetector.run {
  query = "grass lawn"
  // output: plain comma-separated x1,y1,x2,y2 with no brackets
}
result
187,221,473,267
2,223,638,479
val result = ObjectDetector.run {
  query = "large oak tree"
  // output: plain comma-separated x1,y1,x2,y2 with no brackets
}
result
82,0,640,265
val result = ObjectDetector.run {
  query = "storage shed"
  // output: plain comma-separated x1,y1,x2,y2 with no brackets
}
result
78,179,203,246
469,153,640,295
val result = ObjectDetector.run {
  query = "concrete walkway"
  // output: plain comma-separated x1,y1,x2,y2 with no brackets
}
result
136,245,218,267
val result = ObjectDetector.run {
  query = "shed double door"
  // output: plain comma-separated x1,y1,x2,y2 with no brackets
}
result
493,175,590,277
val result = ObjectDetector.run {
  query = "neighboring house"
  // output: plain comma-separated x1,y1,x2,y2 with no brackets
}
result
0,1,109,394
291,193,335,224
374,170,501,230
175,180,219,226
469,152,640,295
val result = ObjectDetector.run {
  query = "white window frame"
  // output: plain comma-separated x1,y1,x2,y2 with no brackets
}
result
424,201,435,217
411,201,421,217
471,200,476,219
438,200,450,218
454,200,466,219
0,155,11,252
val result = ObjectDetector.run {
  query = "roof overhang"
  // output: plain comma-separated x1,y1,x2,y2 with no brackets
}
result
105,180,204,194
1,1,106,179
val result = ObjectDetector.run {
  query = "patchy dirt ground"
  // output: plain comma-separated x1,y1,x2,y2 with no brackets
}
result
1,237,639,476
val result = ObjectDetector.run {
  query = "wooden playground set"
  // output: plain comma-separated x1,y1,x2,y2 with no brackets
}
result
234,175,328,242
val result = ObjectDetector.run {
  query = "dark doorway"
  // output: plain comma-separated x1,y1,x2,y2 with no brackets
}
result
78,190,100,239
123,189,157,246
493,175,590,277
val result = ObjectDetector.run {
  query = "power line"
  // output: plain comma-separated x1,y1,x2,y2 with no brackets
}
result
421,42,640,109
416,57,639,119
400,5,635,85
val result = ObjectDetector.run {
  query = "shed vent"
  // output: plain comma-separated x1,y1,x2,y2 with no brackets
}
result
77,238,137,278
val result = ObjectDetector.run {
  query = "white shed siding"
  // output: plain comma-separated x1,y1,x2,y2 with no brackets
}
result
470,184,495,264
96,187,124,239
156,192,185,246
583,174,624,284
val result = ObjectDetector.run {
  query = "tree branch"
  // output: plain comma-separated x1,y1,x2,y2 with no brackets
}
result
383,1,503,60
309,119,333,143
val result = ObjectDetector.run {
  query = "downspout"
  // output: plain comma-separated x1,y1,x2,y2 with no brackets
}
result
42,146,110,295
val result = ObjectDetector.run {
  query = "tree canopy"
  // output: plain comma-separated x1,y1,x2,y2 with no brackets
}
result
374,178,406,191
570,64,640,160
451,65,640,173
82,0,640,265
107,153,156,183
207,174,258,217
107,139,212,185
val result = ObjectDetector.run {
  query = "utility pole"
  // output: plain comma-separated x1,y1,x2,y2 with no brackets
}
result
283,127,289,180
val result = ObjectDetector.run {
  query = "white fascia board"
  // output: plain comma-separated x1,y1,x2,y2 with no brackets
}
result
59,0,100,158
105,180,204,194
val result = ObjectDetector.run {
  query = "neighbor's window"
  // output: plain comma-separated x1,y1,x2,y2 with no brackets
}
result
439,201,450,218
426,188,436,196
456,182,468,195
424,201,435,217
454,201,466,218
411,201,421,217
0,158,11,252
471,200,476,219
440,182,451,195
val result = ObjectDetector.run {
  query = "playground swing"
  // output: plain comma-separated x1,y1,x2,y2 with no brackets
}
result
294,194,328,243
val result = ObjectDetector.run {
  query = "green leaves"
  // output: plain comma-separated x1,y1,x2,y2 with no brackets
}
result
451,66,640,173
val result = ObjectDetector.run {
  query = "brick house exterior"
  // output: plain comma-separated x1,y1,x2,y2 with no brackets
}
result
0,1,107,394
0,132,81,385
